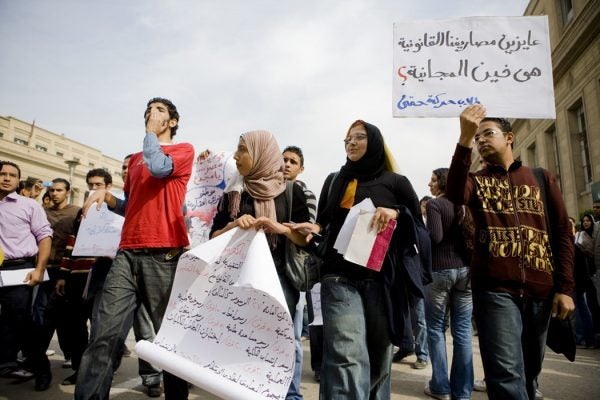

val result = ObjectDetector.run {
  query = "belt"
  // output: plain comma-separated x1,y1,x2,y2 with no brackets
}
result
2,257,35,267
129,248,183,261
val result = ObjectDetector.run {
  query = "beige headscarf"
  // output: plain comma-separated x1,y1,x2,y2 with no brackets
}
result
230,130,285,223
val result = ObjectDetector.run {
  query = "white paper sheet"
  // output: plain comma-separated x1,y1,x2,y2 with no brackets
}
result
343,211,378,267
333,198,375,254
0,268,49,287
136,228,294,400
72,201,124,257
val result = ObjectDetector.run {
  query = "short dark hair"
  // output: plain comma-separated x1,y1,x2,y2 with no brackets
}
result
145,97,179,137
52,177,70,192
86,168,112,185
482,117,512,133
433,168,449,193
0,160,21,178
283,145,304,167
420,195,432,204
482,117,515,148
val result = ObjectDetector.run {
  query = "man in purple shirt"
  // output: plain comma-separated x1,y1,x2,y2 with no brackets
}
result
0,160,53,391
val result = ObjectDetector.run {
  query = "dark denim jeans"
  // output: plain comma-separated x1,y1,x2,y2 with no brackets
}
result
75,249,188,400
425,267,473,400
320,275,393,400
473,289,551,400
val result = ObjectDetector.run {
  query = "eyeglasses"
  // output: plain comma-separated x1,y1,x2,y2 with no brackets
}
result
473,130,504,144
343,134,367,146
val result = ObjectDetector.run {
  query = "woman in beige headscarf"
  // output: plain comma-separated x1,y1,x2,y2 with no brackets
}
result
210,130,310,314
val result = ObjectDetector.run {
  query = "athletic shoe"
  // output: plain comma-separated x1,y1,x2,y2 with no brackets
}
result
424,382,450,400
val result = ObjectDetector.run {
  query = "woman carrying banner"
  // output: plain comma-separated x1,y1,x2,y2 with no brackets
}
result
209,130,310,320
291,120,421,400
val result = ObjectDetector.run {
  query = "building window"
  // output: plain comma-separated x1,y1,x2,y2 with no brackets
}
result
569,101,592,192
56,151,64,157
0,132,4,138
35,144,48,152
89,162,95,167
545,125,562,190
560,0,574,25
14,138,28,145
73,157,80,162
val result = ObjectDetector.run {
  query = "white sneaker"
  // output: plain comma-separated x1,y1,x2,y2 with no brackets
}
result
473,379,487,392
45,350,55,356
424,382,451,400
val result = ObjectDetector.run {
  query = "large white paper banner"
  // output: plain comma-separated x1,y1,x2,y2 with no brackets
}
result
72,202,124,257
185,151,239,247
136,228,295,400
392,16,555,118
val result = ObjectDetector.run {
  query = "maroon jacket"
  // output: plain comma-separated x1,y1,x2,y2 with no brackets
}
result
446,144,574,299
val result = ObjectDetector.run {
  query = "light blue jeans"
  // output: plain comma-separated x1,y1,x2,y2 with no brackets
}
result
287,293,305,400
425,267,473,400
473,289,551,400
411,296,428,361
320,275,393,400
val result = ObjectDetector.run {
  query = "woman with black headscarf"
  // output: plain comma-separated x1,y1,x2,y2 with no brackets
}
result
292,120,420,399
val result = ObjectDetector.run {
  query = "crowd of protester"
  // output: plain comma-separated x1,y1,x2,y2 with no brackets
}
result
1,98,599,400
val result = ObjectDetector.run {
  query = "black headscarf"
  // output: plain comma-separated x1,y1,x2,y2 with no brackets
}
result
321,120,386,218
338,120,385,181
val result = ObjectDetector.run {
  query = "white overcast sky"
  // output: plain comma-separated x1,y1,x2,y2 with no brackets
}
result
0,0,529,199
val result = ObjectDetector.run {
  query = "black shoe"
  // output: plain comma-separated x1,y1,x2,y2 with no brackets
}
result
61,372,77,385
147,383,162,397
314,370,321,382
392,349,414,362
34,373,52,391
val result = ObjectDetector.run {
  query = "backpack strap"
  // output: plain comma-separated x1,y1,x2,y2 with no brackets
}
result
286,181,295,222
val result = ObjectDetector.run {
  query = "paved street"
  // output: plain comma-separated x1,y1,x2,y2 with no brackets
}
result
1,332,599,399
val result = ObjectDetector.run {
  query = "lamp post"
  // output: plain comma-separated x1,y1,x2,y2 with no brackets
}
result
64,159,80,204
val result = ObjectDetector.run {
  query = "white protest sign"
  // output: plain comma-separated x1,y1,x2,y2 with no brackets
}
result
392,16,555,118
185,151,238,247
72,202,124,257
136,228,295,400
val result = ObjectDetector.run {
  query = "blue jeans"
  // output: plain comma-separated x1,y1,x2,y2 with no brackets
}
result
287,293,305,400
473,289,551,400
75,249,188,400
320,275,393,400
411,296,428,361
425,267,473,400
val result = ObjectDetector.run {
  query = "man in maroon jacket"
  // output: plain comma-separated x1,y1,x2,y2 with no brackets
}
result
446,104,575,400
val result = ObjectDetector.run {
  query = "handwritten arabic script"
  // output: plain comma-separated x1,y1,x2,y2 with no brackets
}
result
186,151,235,247
392,16,555,118
136,229,295,400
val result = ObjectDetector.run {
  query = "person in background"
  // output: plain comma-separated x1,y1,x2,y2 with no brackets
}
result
420,196,432,226
424,167,473,400
282,145,317,399
40,178,81,369
0,160,53,391
18,177,44,200
573,214,598,348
